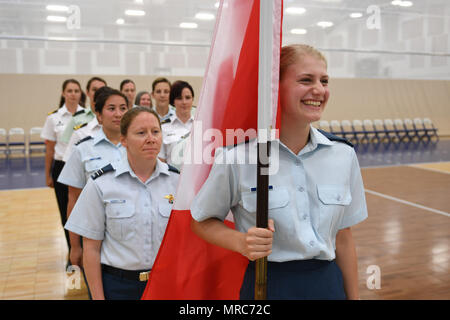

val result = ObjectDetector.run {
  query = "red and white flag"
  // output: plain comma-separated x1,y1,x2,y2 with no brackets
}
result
142,0,283,300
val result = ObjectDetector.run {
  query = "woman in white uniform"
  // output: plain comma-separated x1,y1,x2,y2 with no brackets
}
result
190,44,368,300
41,79,85,253
159,80,195,168
65,107,179,300
58,87,129,267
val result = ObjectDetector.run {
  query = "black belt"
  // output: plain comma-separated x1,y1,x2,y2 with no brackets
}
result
101,264,151,282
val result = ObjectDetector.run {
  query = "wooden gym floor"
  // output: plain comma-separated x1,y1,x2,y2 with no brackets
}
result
0,163,449,300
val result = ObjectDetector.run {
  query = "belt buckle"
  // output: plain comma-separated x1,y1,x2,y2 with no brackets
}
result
139,271,149,282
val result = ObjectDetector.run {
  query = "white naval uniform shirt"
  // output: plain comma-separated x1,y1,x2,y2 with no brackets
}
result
40,104,84,161
191,126,368,262
65,157,179,270
57,128,125,189
63,117,102,162
159,115,193,166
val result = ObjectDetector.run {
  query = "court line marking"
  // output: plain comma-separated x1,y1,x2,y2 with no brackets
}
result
408,164,450,175
365,188,450,218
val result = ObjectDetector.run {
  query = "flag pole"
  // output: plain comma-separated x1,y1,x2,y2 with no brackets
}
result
255,0,274,300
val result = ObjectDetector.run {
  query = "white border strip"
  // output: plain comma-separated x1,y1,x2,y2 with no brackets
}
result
365,188,450,217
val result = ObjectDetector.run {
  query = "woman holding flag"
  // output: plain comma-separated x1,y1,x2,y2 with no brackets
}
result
191,44,368,300
65,107,179,299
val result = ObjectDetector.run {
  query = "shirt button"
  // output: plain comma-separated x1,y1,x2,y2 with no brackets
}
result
309,240,315,247
302,214,308,220
296,160,301,166
336,195,341,201
298,186,304,192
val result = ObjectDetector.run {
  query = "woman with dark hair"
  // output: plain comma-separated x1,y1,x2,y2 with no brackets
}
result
41,79,85,254
65,107,179,300
159,80,195,168
135,91,152,109
58,87,129,268
120,79,137,109
151,77,174,121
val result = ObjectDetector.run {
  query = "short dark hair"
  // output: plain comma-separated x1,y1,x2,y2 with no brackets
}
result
151,77,171,92
94,86,128,113
169,80,194,106
120,79,135,91
86,77,107,92
120,106,161,136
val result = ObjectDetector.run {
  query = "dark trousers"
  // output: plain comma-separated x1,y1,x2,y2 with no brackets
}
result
240,259,346,300
102,271,147,300
51,159,70,251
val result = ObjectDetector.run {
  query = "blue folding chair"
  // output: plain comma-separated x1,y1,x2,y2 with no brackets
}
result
362,119,380,144
373,119,389,144
330,120,343,137
352,120,369,145
403,118,419,142
393,119,409,143
383,119,399,144
423,118,439,142
8,127,26,155
28,127,46,154
0,128,8,155
340,120,357,144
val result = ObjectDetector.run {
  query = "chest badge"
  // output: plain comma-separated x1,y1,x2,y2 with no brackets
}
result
164,194,174,204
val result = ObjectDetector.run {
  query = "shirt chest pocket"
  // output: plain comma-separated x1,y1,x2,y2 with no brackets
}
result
83,156,105,174
241,188,290,213
157,202,172,239
316,184,352,239
105,201,136,241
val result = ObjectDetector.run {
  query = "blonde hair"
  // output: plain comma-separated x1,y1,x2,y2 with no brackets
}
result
280,44,327,80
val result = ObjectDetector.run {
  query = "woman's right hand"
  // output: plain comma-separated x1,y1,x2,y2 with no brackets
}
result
69,246,83,267
46,175,54,188
241,219,275,261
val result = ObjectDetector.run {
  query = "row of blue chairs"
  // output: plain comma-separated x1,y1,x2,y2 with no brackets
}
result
0,127,46,156
318,118,439,146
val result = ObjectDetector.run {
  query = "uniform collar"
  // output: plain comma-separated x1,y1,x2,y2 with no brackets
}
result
310,126,334,148
114,157,169,182
93,126,122,148
158,106,175,121
274,125,334,157
59,104,83,115
170,114,194,125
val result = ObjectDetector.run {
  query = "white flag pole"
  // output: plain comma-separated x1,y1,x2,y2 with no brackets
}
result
255,0,275,301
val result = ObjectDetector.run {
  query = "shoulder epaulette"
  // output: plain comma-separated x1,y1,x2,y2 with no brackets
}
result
73,109,85,117
318,129,354,148
74,122,88,130
91,164,115,180
161,118,171,125
47,109,58,115
167,164,180,174
75,136,93,146
180,132,190,140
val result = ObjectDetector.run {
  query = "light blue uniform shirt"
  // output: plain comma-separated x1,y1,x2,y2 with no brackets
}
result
65,157,179,270
191,126,368,262
57,128,124,189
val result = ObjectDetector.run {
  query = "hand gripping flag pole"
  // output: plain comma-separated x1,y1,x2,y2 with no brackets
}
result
255,0,276,300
